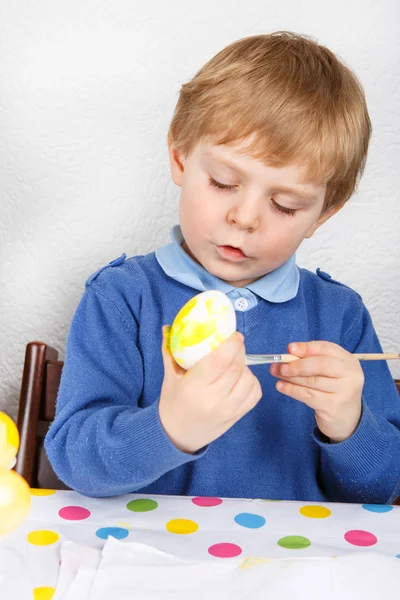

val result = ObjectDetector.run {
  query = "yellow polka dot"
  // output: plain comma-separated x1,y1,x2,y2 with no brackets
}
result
33,587,55,600
27,530,60,545
166,518,199,535
117,521,132,530
300,505,332,519
30,489,56,496
240,556,271,570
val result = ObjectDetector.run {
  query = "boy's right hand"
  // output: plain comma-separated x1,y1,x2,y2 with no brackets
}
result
158,326,262,454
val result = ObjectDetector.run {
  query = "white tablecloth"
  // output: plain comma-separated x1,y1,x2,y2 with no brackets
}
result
2,490,400,598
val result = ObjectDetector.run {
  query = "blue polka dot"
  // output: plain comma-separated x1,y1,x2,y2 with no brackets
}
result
362,504,393,513
234,512,266,529
396,554,400,559
96,527,130,540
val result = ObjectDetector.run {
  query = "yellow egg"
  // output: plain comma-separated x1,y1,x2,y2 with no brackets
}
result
170,290,237,369
0,468,31,536
0,412,20,469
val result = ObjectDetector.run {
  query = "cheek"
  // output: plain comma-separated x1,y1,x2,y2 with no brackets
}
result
185,185,222,220
259,218,309,255
280,213,318,238
180,189,215,238
180,185,200,217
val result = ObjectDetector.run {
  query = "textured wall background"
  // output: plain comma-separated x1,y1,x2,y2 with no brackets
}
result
1,0,399,419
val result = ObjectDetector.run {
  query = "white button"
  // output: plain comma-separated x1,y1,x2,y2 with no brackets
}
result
234,297,249,311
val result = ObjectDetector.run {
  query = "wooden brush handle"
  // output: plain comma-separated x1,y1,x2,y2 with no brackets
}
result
245,353,400,366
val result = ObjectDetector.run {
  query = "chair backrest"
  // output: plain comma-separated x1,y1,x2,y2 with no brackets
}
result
16,341,69,489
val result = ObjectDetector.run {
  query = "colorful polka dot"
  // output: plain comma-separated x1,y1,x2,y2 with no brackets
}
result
234,513,266,529
277,535,311,550
362,504,393,513
30,489,56,496
27,530,59,546
166,519,199,534
261,499,281,502
33,587,55,600
192,496,223,507
126,499,158,512
344,529,377,547
208,543,242,558
96,527,129,540
59,506,91,520
117,521,132,530
300,505,332,519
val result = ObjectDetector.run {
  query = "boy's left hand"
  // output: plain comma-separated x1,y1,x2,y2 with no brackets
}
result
270,341,364,443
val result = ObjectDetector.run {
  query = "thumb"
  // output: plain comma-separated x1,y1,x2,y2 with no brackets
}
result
161,325,185,377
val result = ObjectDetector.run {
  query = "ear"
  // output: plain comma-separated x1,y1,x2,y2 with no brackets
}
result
305,203,345,239
168,135,185,187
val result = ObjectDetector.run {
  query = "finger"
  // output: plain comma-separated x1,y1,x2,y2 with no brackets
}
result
161,325,185,377
189,332,245,385
229,366,259,405
214,341,246,393
276,379,331,410
162,325,171,354
229,368,262,416
273,373,338,393
288,341,351,360
271,356,345,379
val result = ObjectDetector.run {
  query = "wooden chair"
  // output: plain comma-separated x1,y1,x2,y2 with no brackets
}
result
16,341,69,489
15,341,400,500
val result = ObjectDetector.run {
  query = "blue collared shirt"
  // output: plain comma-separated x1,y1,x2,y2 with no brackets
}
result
155,225,300,310
46,230,400,502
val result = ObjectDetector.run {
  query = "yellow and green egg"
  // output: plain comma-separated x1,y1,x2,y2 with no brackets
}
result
170,290,237,370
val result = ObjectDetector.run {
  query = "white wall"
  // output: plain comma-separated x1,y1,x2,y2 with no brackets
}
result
1,0,399,418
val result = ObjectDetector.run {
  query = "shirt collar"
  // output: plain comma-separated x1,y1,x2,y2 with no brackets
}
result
155,225,299,303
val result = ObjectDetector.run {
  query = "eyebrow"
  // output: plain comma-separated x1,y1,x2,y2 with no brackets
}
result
203,151,318,202
203,151,247,175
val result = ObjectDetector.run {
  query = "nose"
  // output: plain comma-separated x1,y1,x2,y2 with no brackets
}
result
227,196,260,233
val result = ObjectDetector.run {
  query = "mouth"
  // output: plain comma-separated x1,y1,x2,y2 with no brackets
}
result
216,245,248,262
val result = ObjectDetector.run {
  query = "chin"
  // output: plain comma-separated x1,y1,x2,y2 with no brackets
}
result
208,263,249,282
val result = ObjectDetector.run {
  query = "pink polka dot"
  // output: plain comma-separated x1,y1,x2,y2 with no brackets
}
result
344,529,377,547
208,543,242,558
58,506,91,521
192,497,223,507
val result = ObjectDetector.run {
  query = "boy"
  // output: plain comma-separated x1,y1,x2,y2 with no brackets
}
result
45,32,400,503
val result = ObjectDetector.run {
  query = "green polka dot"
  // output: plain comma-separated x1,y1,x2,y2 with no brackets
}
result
126,499,158,512
261,499,282,502
277,535,311,550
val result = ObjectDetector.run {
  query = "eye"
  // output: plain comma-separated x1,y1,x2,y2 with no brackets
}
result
209,176,236,191
271,199,297,217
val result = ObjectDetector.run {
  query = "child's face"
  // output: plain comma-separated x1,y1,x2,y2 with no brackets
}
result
169,138,338,287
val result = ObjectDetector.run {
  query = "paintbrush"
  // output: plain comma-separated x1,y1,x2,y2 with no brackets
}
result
245,353,400,366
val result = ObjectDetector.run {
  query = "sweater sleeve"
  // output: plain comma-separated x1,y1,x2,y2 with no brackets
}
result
44,283,204,497
313,302,400,503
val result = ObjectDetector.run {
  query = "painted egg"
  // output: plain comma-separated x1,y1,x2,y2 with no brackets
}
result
0,411,31,536
170,290,237,370
0,467,31,536
0,412,20,469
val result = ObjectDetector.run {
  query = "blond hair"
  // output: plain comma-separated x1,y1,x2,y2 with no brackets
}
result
169,32,371,211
